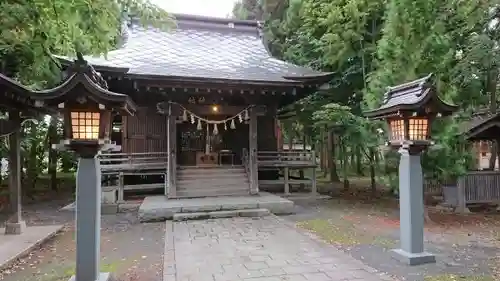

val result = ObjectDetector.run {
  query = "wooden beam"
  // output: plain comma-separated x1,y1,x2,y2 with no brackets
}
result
5,110,24,234
249,106,259,194
167,103,177,198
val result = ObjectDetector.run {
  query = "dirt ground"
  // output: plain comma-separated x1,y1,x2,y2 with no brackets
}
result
1,179,500,281
286,181,500,281
0,200,165,281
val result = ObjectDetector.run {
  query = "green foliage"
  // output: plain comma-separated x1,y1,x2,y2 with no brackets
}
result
0,0,172,86
251,0,499,190
422,120,473,182
0,0,171,194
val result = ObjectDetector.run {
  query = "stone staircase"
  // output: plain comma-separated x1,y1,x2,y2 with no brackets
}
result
176,166,250,198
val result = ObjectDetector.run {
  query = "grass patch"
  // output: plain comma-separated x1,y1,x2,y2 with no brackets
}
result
297,218,396,247
424,274,495,281
298,219,360,245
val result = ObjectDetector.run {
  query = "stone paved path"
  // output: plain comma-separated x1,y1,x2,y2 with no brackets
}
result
164,216,396,281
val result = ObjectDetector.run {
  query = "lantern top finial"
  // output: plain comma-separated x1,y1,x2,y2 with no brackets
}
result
364,73,457,120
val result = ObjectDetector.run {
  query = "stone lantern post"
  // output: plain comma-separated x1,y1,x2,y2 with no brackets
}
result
364,74,457,266
32,54,137,281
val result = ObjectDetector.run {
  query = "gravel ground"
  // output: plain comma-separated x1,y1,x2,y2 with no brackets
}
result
0,202,165,281
285,198,499,281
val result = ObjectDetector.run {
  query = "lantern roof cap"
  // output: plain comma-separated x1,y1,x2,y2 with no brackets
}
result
33,53,137,115
364,73,457,119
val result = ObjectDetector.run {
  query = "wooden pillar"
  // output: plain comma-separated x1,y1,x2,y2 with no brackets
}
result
5,111,25,235
166,103,177,198
171,115,177,193
286,121,293,151
249,107,258,194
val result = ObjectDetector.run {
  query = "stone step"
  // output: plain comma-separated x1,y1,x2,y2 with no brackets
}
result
178,186,249,192
172,208,270,221
178,165,244,170
177,170,246,177
176,189,250,198
177,174,247,181
178,179,249,186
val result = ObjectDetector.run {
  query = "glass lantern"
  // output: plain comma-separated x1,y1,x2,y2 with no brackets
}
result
70,111,100,140
388,115,430,143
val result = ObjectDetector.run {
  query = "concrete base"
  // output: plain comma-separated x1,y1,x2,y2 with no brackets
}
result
390,248,436,266
68,272,115,281
138,192,294,222
4,221,26,235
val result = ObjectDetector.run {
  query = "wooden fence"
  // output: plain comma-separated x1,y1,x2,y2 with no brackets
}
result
442,171,500,212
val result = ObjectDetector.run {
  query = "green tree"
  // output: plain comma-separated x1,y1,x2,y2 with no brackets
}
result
1,0,171,86
0,0,172,196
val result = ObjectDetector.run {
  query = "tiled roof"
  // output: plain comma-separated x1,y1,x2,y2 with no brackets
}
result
378,74,434,111
364,74,457,118
460,110,500,140
59,14,331,84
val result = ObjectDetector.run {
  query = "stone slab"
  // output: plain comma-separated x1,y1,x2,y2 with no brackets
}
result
209,210,240,219
60,201,140,214
165,216,395,281
0,224,64,271
238,208,270,217
173,212,210,221
138,192,294,222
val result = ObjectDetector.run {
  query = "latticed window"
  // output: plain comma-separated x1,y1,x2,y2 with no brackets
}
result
389,119,405,140
408,118,428,140
71,112,100,139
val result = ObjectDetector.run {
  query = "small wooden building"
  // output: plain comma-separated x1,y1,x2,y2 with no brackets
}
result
57,14,332,200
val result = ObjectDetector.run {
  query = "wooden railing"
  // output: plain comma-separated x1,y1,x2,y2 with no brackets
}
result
443,171,500,212
257,150,317,195
98,152,169,203
99,152,168,173
257,151,316,166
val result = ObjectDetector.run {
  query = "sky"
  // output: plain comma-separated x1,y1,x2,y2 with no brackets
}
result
151,0,238,18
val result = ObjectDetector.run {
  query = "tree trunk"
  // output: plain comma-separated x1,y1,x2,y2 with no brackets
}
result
355,145,363,176
369,147,376,196
319,128,325,172
328,130,340,182
340,139,349,190
488,68,498,169
322,126,328,178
